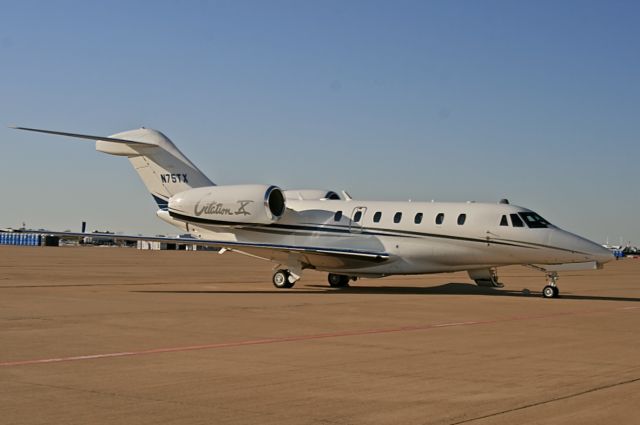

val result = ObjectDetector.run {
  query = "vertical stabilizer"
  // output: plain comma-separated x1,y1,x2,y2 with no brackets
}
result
12,126,214,210
96,128,214,208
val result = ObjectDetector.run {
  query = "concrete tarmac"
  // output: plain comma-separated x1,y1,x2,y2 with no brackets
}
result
1,246,639,424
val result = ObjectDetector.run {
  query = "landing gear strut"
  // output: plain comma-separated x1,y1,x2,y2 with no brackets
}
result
525,265,561,299
272,269,295,289
327,273,350,288
542,271,560,298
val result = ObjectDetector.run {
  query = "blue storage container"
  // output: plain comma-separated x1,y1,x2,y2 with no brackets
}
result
0,233,5,244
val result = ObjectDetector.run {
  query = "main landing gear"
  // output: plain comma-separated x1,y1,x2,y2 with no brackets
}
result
272,269,295,289
542,271,560,298
272,270,353,289
327,273,351,288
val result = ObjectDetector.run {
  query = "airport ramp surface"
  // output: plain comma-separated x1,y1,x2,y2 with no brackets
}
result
1,246,639,425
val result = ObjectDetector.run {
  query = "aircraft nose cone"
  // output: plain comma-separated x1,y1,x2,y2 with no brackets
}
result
550,230,616,265
591,244,616,265
574,235,615,265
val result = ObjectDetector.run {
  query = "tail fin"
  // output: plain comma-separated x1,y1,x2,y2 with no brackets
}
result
12,126,214,209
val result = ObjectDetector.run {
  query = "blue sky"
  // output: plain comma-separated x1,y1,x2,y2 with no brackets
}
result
1,0,638,245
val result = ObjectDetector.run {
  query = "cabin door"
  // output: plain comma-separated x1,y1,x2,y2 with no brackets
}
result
349,207,367,233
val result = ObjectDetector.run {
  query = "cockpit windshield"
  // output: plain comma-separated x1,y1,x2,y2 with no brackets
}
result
518,212,550,228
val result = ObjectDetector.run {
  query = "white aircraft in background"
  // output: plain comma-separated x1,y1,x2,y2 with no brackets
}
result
12,126,613,298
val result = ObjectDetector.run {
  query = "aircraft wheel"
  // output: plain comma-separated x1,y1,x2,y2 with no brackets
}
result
328,273,350,288
273,269,294,289
542,285,558,298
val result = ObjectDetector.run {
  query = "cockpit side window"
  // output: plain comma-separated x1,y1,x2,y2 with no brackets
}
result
510,214,524,227
518,212,550,228
500,215,508,226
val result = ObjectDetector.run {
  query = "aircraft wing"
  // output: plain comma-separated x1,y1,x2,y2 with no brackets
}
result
42,231,390,269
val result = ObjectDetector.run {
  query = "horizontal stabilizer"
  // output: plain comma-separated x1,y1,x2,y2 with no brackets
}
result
10,126,155,146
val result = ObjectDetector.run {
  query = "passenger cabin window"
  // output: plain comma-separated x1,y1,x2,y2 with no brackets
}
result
373,211,382,223
500,215,509,226
457,214,466,225
414,212,423,224
393,212,402,224
435,213,444,225
334,211,342,222
353,211,362,222
518,212,550,228
510,213,524,228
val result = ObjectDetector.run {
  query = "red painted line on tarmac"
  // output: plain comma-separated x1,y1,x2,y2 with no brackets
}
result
1,305,637,368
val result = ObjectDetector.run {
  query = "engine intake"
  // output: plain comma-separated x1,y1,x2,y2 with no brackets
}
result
168,184,286,225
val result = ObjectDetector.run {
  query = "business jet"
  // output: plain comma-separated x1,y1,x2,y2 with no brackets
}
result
12,126,614,298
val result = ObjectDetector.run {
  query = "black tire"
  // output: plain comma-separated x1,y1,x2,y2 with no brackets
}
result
273,269,294,289
542,285,556,298
552,286,560,298
328,273,350,288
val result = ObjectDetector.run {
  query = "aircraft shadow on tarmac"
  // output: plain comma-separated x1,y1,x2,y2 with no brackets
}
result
135,282,640,303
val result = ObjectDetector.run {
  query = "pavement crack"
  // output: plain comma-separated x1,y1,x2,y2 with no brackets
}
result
447,376,640,425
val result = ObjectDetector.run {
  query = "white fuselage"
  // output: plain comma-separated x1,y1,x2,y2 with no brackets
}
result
13,125,614,286
159,199,613,277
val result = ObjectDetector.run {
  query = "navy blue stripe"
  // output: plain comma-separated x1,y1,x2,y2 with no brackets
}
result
152,194,169,210
168,211,534,249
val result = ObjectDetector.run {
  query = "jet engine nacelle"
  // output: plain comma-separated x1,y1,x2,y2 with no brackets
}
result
168,184,286,224
284,189,341,200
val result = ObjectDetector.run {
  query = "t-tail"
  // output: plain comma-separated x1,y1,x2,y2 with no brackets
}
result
11,126,214,210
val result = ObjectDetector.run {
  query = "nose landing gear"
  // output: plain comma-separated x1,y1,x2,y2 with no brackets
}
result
525,266,561,298
542,271,560,298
